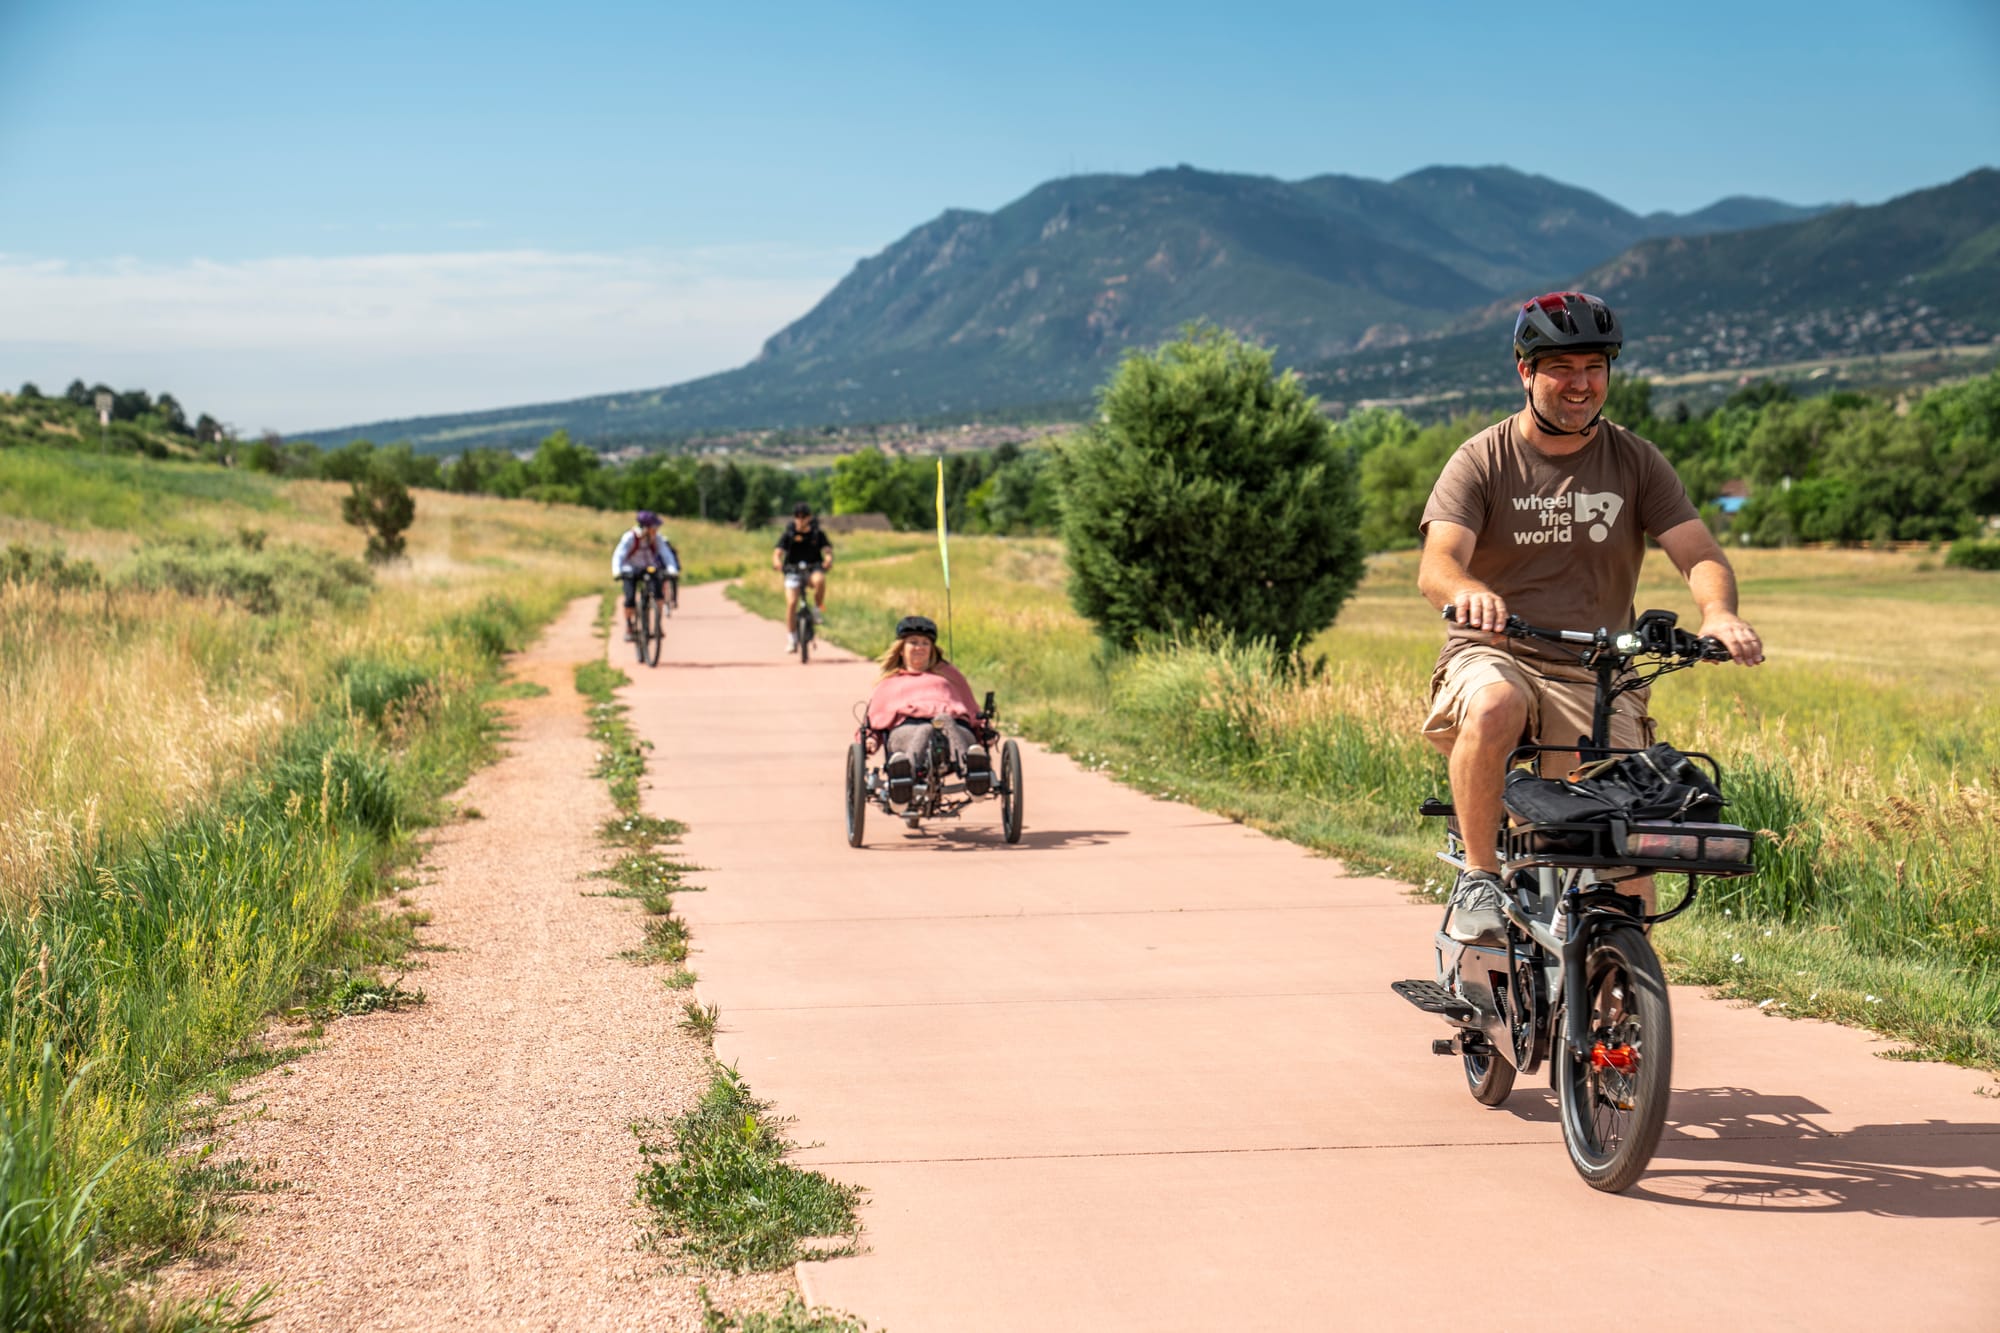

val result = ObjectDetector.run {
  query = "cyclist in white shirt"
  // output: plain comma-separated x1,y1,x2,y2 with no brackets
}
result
612,511,680,641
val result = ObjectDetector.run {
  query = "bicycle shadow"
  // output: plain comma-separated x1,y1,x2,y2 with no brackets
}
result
1644,1086,2000,1218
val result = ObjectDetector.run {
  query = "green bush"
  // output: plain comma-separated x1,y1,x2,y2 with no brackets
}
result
340,465,416,563
442,594,533,659
253,729,401,837
342,657,434,726
1945,539,2000,571
1057,325,1364,652
123,534,372,614
1,542,102,590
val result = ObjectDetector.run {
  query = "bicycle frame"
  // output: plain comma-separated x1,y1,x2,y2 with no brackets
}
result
1422,609,1746,1063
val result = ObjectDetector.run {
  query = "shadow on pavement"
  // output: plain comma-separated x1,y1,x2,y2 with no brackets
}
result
1636,1085,2000,1218
911,826,1132,853
651,660,840,670
1479,1082,2000,1219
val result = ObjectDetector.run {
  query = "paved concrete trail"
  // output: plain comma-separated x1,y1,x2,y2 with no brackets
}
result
630,584,2000,1333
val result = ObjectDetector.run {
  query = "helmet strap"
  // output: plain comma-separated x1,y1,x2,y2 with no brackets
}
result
1525,369,1602,439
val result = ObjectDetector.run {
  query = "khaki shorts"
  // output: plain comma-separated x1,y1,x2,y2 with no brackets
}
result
1422,645,1654,774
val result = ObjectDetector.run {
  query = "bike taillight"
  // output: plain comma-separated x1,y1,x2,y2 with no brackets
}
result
1590,1042,1637,1074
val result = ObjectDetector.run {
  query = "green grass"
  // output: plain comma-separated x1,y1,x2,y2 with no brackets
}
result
700,1290,873,1333
732,538,2000,1071
680,999,722,1040
0,599,544,1328
633,1064,863,1272
0,445,284,532
593,850,700,901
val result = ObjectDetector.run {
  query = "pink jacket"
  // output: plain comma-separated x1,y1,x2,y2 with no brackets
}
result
865,663,980,732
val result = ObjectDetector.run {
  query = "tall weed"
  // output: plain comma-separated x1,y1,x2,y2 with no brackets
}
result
0,1044,115,1332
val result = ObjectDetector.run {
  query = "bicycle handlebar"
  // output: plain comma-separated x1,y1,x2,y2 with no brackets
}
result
1442,605,1729,663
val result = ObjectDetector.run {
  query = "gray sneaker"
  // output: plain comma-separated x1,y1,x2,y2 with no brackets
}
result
1446,870,1508,945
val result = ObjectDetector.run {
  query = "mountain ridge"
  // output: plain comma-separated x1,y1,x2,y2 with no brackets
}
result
303,164,1937,451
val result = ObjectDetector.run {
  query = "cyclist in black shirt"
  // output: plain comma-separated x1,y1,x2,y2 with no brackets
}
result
773,502,834,652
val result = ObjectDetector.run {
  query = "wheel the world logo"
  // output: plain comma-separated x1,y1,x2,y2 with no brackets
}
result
1510,491,1625,544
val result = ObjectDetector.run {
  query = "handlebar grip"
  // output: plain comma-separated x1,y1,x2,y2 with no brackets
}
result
1698,636,1733,662
1443,604,1528,638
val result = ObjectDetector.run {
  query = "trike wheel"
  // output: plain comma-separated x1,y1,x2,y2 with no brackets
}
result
1555,924,1672,1192
845,742,867,848
1000,740,1024,844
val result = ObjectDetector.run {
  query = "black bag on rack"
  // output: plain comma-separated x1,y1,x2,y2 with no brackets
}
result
1502,744,1725,848
1577,743,1726,822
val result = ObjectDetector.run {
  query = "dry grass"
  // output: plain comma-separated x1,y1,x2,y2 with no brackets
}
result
0,466,774,906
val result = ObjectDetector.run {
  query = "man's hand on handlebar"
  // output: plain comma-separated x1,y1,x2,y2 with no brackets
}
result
1448,589,1509,636
1695,610,1764,666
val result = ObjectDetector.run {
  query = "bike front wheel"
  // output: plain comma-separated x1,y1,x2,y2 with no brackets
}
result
646,593,663,666
1555,924,1672,1192
632,586,651,665
798,614,813,664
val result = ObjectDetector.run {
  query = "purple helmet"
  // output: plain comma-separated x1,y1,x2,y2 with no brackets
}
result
1513,292,1623,362
636,510,661,528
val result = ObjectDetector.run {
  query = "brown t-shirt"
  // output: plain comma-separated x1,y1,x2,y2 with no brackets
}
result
1421,415,1700,666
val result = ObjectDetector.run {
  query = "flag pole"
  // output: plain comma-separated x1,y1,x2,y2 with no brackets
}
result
936,458,954,659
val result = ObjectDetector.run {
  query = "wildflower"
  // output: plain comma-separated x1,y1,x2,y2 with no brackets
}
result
1730,952,1744,964
1757,998,1776,1009
1866,994,1882,1004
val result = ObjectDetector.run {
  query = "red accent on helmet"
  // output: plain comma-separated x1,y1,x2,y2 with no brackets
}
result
1514,291,1623,362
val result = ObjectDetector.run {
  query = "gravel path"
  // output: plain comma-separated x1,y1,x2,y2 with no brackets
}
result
168,596,791,1330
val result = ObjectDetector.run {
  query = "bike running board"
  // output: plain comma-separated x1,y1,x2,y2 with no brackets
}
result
1391,979,1478,1024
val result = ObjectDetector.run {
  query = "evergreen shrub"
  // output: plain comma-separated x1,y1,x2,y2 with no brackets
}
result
1057,325,1364,652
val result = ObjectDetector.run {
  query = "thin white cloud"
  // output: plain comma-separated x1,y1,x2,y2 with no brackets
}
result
0,246,859,432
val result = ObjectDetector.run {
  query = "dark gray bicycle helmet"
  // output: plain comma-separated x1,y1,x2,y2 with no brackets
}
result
1512,291,1623,362
895,615,939,641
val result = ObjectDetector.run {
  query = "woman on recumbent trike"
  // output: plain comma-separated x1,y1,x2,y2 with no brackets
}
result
845,614,1023,845
869,614,991,800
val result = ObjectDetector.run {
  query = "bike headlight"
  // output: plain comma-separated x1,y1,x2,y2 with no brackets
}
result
1614,632,1642,654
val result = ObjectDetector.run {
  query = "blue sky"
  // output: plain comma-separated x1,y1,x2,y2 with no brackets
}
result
1,0,1994,431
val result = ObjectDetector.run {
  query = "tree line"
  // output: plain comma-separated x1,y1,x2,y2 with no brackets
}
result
240,428,1064,536
12,380,228,449
1343,370,2000,550
14,362,2000,553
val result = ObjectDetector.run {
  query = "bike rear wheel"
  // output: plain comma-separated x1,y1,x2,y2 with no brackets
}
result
1000,740,1024,844
1555,924,1672,1192
1463,1046,1516,1106
844,742,867,848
